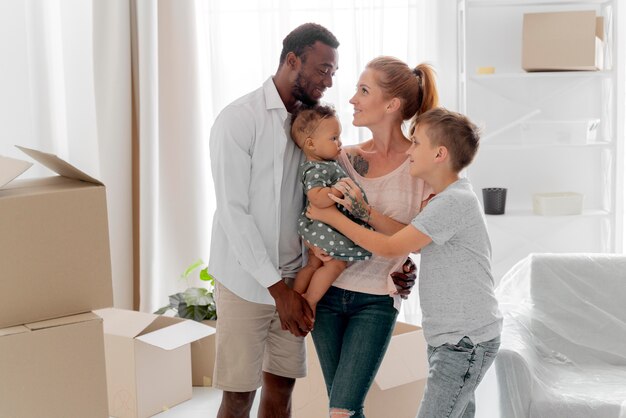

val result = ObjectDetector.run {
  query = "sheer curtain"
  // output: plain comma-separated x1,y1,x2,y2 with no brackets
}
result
198,0,438,146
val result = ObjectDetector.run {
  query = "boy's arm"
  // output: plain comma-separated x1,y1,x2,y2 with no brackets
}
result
307,205,432,257
308,186,343,208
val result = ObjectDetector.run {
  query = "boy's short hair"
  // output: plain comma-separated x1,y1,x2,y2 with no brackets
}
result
412,108,481,172
290,104,337,148
279,23,340,64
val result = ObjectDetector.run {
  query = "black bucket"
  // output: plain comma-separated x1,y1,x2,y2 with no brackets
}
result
482,188,507,215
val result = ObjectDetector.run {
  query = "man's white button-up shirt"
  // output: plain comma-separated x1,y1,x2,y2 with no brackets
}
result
208,77,304,305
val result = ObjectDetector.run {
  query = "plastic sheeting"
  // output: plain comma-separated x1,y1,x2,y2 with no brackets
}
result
494,253,626,418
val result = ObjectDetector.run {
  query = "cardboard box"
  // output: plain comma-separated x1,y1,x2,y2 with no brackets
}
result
94,308,215,418
0,312,109,418
0,146,113,328
191,319,217,387
522,11,604,71
293,322,428,418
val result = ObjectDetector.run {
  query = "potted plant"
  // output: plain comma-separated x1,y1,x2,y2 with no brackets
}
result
155,259,217,387
155,259,216,321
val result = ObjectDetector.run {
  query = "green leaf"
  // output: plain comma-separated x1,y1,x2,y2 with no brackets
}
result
153,306,171,315
182,304,210,322
169,292,185,307
181,259,205,279
182,287,213,306
199,268,215,285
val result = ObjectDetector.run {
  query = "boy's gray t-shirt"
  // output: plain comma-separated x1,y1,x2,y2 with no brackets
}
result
411,178,502,347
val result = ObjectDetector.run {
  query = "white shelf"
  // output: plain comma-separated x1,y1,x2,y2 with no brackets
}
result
481,141,613,149
460,0,622,272
467,0,612,7
487,209,610,218
469,71,612,80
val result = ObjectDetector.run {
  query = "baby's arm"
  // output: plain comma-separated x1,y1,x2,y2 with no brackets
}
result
307,205,431,258
307,186,343,209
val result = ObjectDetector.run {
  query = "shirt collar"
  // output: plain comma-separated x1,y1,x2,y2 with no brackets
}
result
263,77,288,112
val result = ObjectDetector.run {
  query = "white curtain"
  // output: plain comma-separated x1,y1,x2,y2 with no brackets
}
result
134,0,214,313
0,0,133,309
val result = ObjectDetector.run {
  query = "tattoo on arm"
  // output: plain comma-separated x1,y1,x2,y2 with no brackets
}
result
349,195,370,222
348,154,369,176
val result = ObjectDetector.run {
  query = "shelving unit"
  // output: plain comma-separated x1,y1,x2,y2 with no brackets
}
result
458,0,624,280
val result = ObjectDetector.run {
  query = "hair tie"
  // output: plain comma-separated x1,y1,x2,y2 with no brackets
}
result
412,67,421,77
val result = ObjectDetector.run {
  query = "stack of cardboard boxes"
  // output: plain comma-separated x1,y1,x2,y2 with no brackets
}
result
0,147,113,417
0,147,215,418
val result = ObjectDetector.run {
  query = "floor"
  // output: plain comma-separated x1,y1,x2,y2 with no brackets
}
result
153,367,501,418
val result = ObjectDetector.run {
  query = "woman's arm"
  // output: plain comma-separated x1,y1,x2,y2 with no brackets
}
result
307,205,432,258
331,178,406,235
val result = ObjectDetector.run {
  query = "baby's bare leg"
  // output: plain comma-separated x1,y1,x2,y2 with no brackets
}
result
294,248,323,294
304,259,347,312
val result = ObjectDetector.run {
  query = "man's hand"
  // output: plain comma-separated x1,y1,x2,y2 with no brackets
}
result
391,258,416,299
268,280,314,337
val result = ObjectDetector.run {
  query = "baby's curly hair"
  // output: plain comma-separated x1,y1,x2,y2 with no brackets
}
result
290,104,337,149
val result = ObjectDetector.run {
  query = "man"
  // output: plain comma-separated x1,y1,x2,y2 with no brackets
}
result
208,23,340,418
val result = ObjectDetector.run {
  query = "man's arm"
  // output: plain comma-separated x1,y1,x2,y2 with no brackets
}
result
307,205,432,257
210,107,282,287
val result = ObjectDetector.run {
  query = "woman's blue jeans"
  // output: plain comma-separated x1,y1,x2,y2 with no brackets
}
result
311,286,398,418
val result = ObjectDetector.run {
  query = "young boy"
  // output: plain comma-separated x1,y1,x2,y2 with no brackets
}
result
307,107,502,418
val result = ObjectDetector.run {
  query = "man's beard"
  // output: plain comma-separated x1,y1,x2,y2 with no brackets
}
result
292,72,318,107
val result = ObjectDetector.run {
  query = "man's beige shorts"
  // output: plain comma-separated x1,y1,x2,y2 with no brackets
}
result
213,281,306,392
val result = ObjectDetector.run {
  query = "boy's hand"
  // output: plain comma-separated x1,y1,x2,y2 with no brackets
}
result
391,258,416,299
306,203,340,224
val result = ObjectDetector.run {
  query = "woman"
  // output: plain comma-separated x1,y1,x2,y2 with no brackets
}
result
310,56,438,418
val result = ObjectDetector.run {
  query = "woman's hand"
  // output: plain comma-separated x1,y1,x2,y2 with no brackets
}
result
331,178,371,222
306,203,341,225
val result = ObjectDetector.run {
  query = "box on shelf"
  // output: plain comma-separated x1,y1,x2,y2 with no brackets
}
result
293,321,428,418
0,312,109,418
191,319,217,387
522,10,604,71
94,308,215,418
533,192,584,216
0,146,113,329
521,119,601,145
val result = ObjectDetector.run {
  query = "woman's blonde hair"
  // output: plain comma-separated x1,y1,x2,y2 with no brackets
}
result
366,56,439,123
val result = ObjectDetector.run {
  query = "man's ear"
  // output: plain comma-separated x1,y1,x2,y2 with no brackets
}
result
286,52,299,70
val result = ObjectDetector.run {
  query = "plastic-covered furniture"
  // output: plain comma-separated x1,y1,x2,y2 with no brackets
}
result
495,253,626,417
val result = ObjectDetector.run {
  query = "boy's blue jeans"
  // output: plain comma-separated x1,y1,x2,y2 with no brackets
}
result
311,286,398,418
417,335,501,418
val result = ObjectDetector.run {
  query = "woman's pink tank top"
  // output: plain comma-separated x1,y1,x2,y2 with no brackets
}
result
334,150,430,309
